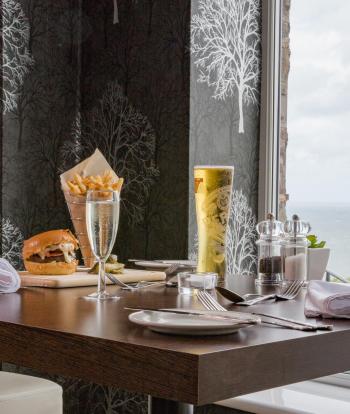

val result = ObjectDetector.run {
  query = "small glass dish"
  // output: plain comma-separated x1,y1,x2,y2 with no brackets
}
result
177,272,217,295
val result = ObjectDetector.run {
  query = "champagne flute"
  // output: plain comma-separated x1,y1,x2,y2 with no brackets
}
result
85,190,120,300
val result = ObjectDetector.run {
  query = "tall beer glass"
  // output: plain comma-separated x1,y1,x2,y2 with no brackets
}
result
194,166,234,283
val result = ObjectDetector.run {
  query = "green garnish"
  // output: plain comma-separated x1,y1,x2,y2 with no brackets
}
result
307,234,326,248
88,254,124,274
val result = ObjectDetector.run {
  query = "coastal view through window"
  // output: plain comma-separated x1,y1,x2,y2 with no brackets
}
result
280,0,350,278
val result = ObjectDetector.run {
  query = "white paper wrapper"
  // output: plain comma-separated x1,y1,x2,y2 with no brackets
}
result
60,149,119,267
60,148,119,191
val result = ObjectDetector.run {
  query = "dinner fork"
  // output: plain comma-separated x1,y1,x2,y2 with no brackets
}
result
196,290,333,331
106,273,165,290
164,263,180,276
238,280,304,306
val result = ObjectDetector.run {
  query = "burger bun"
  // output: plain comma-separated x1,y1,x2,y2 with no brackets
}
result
24,259,78,275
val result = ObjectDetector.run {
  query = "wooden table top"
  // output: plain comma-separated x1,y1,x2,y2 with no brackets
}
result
1,275,350,405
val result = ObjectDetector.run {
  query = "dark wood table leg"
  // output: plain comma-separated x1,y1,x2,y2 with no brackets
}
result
148,396,194,414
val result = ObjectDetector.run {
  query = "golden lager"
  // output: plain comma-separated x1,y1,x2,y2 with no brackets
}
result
194,166,234,283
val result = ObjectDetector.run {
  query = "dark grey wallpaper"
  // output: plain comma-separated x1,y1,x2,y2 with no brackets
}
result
76,0,190,261
2,0,81,267
1,0,190,267
1,0,260,413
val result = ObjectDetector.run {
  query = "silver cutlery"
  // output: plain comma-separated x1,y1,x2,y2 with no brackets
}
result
250,311,332,330
165,275,178,287
164,263,180,276
215,286,262,303
232,280,304,306
197,290,333,331
106,273,166,290
106,273,131,288
134,281,167,289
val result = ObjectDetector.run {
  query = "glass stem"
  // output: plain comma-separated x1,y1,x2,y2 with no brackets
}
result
98,260,107,296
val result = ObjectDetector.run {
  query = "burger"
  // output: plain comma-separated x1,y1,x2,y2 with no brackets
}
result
23,229,79,275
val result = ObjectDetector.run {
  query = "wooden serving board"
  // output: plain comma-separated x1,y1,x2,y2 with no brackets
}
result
19,268,166,288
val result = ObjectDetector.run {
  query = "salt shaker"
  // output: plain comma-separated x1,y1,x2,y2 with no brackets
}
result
281,214,310,283
256,213,284,286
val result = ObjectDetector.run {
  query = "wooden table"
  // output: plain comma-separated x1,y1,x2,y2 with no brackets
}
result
1,275,350,414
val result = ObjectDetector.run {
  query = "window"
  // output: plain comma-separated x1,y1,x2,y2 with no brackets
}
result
279,0,350,279
260,0,350,280
260,0,350,385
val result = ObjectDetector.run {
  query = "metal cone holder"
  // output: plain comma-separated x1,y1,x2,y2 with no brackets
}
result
64,192,95,268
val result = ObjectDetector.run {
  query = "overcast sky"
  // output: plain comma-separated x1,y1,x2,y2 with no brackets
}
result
286,0,350,203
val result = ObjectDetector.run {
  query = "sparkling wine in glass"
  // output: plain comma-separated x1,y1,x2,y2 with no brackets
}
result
85,190,120,300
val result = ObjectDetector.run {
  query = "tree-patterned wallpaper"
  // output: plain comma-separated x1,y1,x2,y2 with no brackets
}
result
1,0,260,413
189,0,261,277
1,0,189,266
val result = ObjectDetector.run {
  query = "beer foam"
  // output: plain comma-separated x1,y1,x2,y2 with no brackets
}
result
194,165,234,169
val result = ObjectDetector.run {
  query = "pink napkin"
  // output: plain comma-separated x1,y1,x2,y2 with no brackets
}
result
305,280,350,319
0,259,21,293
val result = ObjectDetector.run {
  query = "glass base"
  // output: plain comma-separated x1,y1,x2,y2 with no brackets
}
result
83,291,120,301
255,274,283,286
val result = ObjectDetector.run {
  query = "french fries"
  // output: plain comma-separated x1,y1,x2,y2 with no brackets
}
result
66,170,124,196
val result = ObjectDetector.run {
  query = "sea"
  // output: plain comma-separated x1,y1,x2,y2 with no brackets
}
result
286,202,350,278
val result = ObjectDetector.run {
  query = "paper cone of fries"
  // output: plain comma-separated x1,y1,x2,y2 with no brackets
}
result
60,149,123,268
62,191,94,267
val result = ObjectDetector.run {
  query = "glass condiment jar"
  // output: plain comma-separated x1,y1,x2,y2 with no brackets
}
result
281,214,310,283
256,213,284,285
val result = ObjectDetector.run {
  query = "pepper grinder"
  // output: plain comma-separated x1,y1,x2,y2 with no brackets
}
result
256,213,284,286
281,214,310,283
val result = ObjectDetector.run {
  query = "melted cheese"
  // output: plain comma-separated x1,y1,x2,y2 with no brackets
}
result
41,243,75,263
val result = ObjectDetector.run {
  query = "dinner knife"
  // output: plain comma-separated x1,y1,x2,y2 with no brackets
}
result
124,307,255,324
250,312,333,331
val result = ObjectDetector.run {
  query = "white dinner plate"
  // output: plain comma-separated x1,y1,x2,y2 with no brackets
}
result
134,260,196,270
128,310,259,336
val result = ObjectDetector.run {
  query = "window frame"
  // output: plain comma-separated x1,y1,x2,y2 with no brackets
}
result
259,0,350,387
258,0,282,221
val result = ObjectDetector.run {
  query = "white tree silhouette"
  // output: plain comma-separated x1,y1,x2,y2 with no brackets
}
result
59,111,83,173
87,383,146,413
61,81,159,225
226,189,257,275
191,0,261,133
2,0,33,113
1,217,23,268
71,111,83,164
112,0,139,24
188,232,198,262
113,0,119,24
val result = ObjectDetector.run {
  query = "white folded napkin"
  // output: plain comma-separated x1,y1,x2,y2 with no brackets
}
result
0,259,21,293
305,280,350,319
